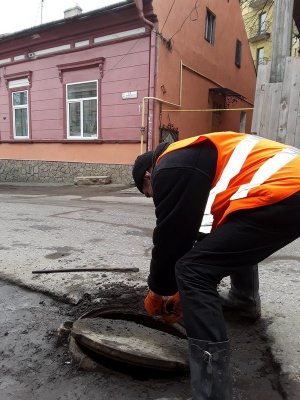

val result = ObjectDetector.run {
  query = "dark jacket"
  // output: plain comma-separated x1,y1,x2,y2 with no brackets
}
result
148,140,218,295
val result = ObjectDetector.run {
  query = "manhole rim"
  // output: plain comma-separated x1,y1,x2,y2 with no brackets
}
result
78,305,187,338
70,305,189,373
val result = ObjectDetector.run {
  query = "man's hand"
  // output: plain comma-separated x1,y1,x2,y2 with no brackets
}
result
144,290,183,325
162,292,183,325
144,290,165,316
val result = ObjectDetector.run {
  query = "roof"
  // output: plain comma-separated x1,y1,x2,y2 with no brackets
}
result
209,87,246,102
0,0,139,41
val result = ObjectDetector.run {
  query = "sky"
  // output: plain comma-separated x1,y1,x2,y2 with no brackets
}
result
0,0,122,35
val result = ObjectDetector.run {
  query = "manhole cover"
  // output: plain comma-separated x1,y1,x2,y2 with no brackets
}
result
70,306,189,374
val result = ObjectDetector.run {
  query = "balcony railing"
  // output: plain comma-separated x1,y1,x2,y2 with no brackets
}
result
247,20,271,41
249,0,272,8
293,48,300,57
253,57,269,69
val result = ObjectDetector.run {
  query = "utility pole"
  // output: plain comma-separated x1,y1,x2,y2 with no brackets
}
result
270,0,295,83
41,0,44,24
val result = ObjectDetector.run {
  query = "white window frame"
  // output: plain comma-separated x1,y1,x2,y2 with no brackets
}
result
12,90,29,139
257,47,264,68
66,80,98,139
259,12,266,34
239,111,246,133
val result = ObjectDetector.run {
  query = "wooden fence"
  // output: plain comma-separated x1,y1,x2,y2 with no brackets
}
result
251,56,300,148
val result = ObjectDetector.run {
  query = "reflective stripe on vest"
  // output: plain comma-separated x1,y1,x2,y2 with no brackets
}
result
230,146,300,200
200,136,300,233
201,135,262,232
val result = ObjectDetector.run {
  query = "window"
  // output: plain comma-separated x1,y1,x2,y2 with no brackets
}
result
67,81,98,138
259,12,266,34
205,9,216,44
12,90,29,138
257,47,264,68
235,40,242,68
240,111,246,133
159,124,179,143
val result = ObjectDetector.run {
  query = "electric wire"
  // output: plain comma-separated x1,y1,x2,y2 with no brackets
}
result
33,0,42,27
170,0,199,40
161,0,176,34
103,37,142,77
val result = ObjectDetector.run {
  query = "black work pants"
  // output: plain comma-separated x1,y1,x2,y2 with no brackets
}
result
175,191,300,342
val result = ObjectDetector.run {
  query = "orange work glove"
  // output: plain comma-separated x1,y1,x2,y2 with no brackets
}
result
161,292,183,325
144,290,165,316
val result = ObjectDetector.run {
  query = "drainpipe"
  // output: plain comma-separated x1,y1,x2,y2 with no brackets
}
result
134,0,154,29
134,0,155,153
140,61,184,153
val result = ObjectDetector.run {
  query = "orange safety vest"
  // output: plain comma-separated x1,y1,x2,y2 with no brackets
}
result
156,132,300,230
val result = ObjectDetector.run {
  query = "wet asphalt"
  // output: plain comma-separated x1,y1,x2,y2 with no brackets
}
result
0,182,299,399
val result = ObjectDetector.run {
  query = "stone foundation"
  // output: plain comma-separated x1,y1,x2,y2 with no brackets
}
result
0,159,134,185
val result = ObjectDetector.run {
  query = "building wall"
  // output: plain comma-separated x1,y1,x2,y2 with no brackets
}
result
0,36,151,144
0,5,151,170
150,0,256,146
241,0,299,69
0,1,258,184
241,0,274,68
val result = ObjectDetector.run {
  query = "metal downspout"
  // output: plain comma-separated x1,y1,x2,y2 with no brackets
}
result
134,0,155,153
140,61,183,153
134,0,154,29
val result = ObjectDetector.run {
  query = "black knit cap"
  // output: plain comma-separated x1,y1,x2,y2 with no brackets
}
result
132,151,154,193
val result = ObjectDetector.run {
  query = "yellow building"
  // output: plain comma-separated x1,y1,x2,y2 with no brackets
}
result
241,0,299,70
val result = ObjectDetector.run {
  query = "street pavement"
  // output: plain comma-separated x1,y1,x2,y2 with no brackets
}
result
0,183,299,397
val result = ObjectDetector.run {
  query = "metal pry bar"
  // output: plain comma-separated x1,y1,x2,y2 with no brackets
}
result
32,267,139,274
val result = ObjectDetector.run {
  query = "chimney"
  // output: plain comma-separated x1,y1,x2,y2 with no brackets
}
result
64,5,83,19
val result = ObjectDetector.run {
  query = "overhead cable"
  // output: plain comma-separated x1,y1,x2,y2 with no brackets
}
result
161,0,176,34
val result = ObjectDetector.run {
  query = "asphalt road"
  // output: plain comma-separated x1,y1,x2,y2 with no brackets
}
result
0,183,299,399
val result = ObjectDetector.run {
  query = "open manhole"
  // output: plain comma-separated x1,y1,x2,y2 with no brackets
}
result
69,306,189,379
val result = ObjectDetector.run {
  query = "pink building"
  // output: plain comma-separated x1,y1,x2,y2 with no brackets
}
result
0,0,256,184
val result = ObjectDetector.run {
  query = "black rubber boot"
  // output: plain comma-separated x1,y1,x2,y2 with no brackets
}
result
188,338,232,400
219,264,261,319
